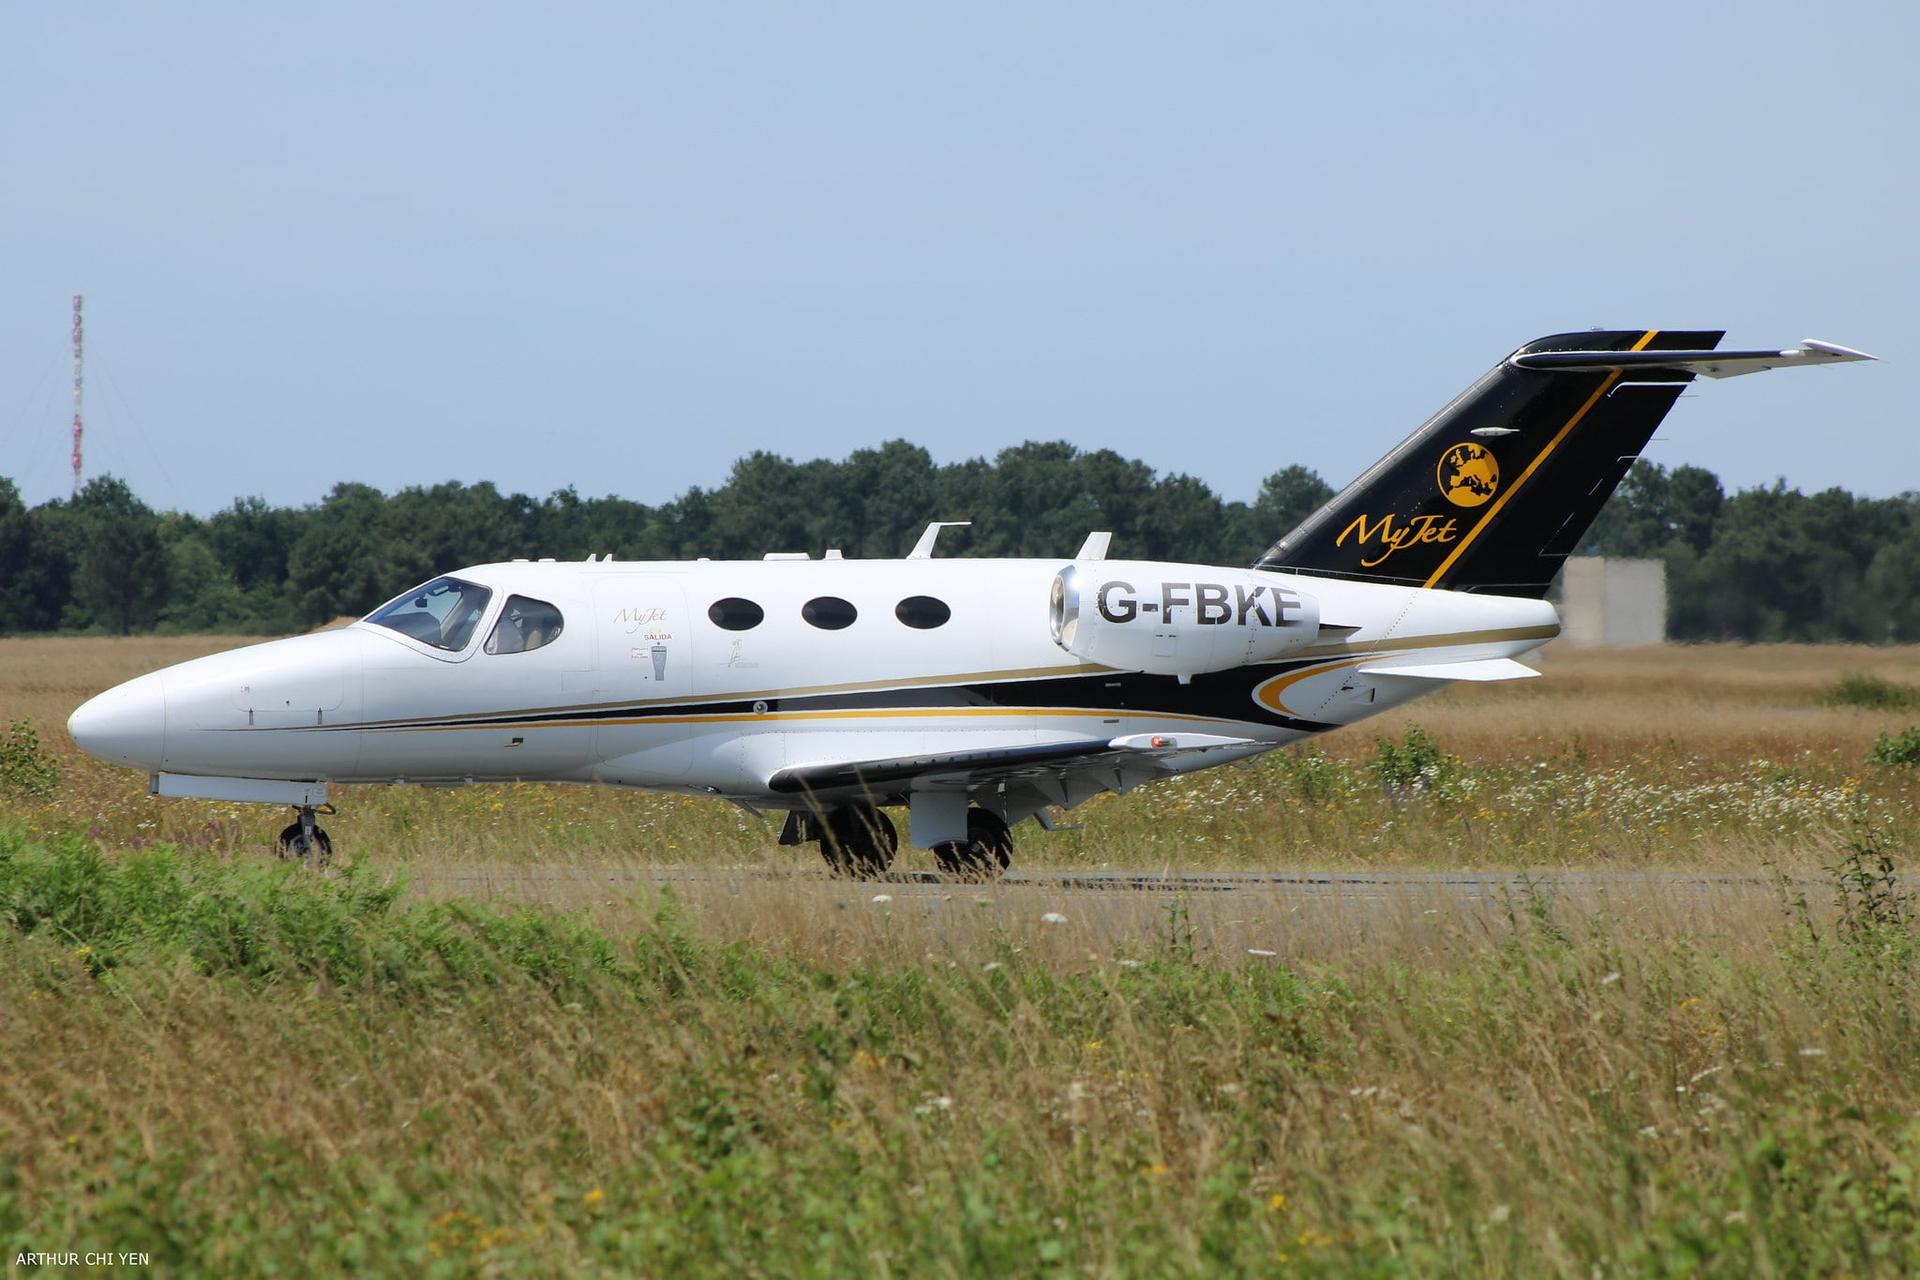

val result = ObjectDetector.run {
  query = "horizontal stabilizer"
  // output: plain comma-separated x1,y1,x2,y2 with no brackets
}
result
1512,339,1874,379
1356,658,1541,682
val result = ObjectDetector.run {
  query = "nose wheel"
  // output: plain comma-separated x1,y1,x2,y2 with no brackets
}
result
276,805,334,865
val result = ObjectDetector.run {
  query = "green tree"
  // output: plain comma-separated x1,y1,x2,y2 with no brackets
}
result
285,483,420,625
1865,508,1920,641
158,517,253,632
0,478,65,632
1665,465,1724,553
67,476,170,635
1235,465,1335,561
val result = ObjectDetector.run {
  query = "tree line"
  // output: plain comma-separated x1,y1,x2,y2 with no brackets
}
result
0,441,1914,641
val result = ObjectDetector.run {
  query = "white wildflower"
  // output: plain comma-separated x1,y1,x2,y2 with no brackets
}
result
1042,912,1067,925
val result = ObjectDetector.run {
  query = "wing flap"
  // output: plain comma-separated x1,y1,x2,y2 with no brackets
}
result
768,733,1262,797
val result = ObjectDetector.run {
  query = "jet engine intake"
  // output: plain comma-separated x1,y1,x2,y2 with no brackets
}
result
1049,562,1321,680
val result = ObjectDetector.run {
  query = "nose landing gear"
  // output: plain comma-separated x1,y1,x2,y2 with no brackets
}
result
276,804,335,865
781,803,1016,880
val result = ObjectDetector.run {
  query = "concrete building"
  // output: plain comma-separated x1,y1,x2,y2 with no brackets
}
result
1559,557,1666,647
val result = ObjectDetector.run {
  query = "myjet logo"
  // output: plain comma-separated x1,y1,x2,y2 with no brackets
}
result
1331,440,1502,568
1333,513,1460,567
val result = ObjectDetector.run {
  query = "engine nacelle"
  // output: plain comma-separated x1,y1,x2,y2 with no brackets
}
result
1049,561,1321,680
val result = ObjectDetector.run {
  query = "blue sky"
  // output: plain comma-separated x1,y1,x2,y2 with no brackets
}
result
2,2,1913,517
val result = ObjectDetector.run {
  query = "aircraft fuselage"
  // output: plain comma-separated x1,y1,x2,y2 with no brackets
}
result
68,554,1556,842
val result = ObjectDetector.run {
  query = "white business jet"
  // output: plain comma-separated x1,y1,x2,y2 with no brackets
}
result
69,330,1872,875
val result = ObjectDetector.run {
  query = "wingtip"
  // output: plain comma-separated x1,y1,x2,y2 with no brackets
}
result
1799,339,1877,362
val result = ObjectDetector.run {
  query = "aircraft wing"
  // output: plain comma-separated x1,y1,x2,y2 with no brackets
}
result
767,732,1263,800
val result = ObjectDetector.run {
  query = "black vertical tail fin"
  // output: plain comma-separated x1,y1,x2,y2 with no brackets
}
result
1253,329,1722,596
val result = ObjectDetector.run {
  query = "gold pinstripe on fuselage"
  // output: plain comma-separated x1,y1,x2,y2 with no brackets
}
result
308,623,1559,735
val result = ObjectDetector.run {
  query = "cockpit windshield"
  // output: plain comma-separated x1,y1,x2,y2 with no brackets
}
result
366,577,493,651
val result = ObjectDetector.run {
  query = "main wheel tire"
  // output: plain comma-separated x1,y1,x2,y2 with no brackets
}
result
276,822,333,865
967,808,1014,871
819,806,897,879
934,822,1009,881
932,839,995,879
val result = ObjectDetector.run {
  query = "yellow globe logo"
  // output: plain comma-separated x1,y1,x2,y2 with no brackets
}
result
1437,441,1499,508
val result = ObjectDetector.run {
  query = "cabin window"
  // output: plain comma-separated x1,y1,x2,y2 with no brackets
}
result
894,595,951,629
367,576,493,651
708,597,764,631
485,595,565,655
801,596,858,630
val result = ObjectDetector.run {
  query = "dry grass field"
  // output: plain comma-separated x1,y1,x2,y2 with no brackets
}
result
4,635,1920,1275
4,634,1918,878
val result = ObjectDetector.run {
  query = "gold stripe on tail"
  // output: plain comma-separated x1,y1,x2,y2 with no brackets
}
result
1421,329,1658,589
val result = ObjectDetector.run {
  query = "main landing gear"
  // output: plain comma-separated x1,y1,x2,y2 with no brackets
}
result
276,804,334,865
817,805,898,879
932,808,1012,880
784,804,1013,881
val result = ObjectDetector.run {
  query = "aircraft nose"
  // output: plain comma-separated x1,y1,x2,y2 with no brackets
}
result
68,671,168,771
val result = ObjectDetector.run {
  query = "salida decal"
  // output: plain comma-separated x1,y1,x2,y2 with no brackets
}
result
1437,441,1499,508
614,607,673,678
1335,513,1460,567
1095,581,1305,627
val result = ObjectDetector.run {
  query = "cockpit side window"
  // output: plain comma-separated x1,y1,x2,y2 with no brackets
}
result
485,595,565,655
367,577,494,652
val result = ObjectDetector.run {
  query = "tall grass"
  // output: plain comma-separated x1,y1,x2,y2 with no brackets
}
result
1825,672,1920,711
5,637,1920,1272
2,825,1918,1275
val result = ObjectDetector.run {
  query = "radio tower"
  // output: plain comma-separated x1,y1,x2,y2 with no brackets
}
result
70,295,84,498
